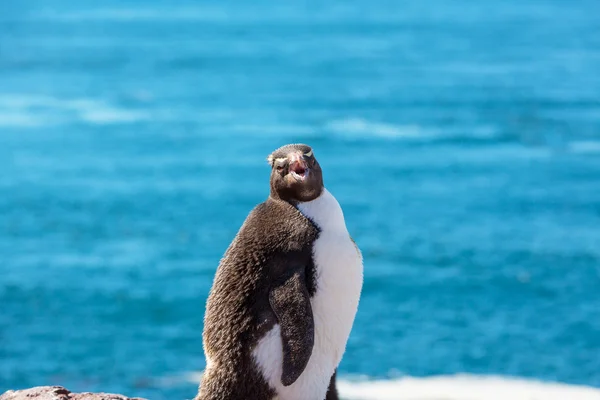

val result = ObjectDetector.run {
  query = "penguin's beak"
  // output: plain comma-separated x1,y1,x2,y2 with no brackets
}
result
288,152,309,181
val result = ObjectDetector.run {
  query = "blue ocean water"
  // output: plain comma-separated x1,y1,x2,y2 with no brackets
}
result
1,0,600,399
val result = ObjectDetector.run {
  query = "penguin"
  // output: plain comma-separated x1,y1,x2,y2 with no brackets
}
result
196,143,363,400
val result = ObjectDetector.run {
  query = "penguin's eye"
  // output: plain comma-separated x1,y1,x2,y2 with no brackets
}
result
276,165,284,172
304,150,313,158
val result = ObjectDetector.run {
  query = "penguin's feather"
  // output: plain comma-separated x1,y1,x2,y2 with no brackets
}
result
269,267,314,386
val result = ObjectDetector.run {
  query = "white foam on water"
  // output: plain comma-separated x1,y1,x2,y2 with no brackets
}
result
0,94,57,109
569,141,600,154
337,374,600,400
181,371,600,400
326,118,425,139
78,108,150,124
324,118,505,142
0,111,45,127
0,94,149,126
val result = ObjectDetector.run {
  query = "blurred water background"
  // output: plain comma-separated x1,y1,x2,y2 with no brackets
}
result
1,0,600,399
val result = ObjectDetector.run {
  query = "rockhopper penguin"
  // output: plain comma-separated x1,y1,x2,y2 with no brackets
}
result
196,144,363,400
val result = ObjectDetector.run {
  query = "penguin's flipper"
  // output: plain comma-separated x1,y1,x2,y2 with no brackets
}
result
326,370,339,400
269,269,314,387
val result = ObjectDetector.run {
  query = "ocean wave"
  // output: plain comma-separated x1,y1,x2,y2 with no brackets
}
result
78,108,150,124
0,94,149,126
569,141,600,154
338,375,600,400
324,118,500,142
0,111,45,127
180,372,600,400
325,118,425,139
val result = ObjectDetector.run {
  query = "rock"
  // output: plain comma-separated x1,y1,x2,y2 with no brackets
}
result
0,386,146,400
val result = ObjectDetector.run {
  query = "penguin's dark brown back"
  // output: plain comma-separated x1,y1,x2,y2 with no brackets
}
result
197,197,319,400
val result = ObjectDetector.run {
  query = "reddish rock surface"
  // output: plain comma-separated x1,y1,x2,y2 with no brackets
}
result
0,386,146,400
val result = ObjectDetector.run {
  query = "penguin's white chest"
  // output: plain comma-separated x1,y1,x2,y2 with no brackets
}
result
253,189,363,400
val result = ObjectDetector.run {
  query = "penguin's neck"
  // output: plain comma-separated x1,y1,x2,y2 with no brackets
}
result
296,188,348,233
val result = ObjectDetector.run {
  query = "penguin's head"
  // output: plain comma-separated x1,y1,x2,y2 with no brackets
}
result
267,143,324,203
